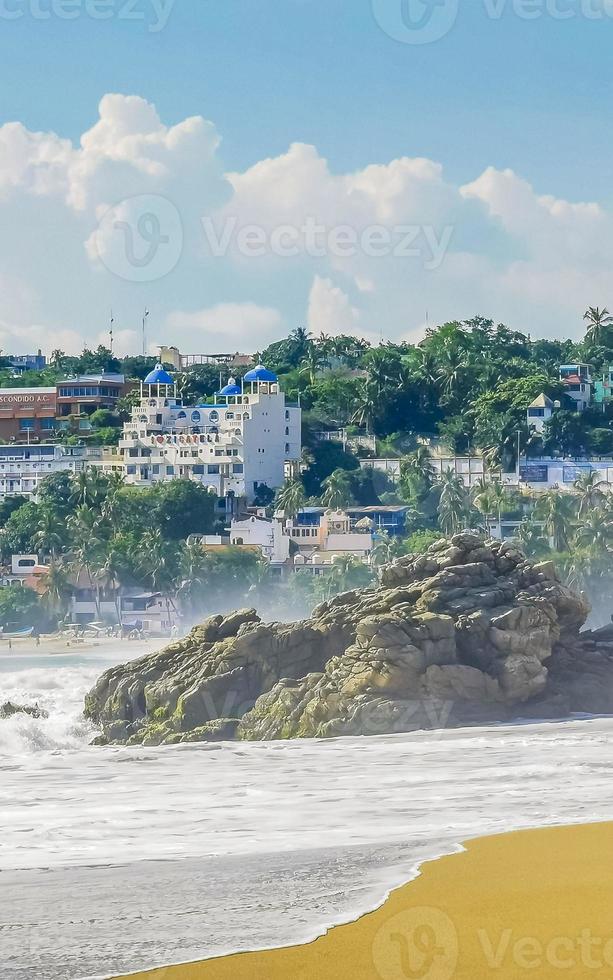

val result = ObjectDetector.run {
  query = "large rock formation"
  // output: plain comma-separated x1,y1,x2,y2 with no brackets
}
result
85,534,613,745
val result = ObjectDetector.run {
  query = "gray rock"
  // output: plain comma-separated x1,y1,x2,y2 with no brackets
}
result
85,536,613,743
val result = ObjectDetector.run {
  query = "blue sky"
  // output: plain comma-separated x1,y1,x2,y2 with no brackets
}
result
0,0,612,353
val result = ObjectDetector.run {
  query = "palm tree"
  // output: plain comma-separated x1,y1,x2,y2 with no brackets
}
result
350,382,377,433
33,507,64,559
471,480,496,532
573,470,607,517
574,509,612,554
399,446,436,503
102,472,126,531
321,469,353,509
96,542,130,627
177,541,210,614
371,530,405,568
535,491,574,552
140,529,180,630
276,479,306,520
68,505,105,619
489,481,511,532
437,348,466,402
42,559,72,624
437,470,469,536
51,349,66,369
583,307,613,347
70,469,108,509
300,345,325,386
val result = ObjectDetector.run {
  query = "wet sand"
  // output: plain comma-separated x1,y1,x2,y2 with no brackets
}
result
116,822,613,980
0,635,160,657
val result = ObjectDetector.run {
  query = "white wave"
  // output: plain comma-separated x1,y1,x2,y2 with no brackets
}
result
0,652,125,758
2,650,613,979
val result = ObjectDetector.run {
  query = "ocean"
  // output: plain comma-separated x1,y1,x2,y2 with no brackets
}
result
2,647,613,979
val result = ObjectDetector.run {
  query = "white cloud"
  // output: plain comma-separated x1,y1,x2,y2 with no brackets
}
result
164,302,285,353
307,276,360,337
1,94,613,356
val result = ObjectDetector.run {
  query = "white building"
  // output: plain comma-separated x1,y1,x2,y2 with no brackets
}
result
119,364,301,504
560,363,592,411
230,516,290,565
504,457,613,493
361,454,501,488
285,509,374,562
0,444,86,498
527,393,558,434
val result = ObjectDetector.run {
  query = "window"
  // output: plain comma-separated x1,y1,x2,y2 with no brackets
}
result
19,419,34,430
193,465,205,475
166,465,175,475
41,418,55,430
233,463,244,474
127,465,136,475
208,464,220,474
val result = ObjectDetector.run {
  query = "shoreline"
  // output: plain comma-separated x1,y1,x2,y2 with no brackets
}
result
0,635,163,658
111,821,613,980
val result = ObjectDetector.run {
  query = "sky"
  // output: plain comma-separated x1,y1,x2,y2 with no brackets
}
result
1,0,613,357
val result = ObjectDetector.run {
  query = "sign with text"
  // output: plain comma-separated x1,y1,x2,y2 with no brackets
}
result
520,465,549,483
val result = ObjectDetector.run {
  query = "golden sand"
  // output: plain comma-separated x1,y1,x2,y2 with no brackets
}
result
115,822,613,979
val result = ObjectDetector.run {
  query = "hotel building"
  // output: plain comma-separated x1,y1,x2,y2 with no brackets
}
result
0,444,86,498
0,387,57,441
118,363,301,503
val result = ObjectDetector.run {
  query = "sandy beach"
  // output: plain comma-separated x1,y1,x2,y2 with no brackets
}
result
0,634,161,658
116,821,613,980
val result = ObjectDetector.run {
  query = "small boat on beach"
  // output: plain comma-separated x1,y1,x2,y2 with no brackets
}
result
1,626,35,639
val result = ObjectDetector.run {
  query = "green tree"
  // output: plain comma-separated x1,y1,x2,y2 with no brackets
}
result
276,479,306,520
583,307,613,347
33,507,64,559
437,471,469,536
0,585,47,631
152,480,216,540
535,491,575,552
573,471,607,517
321,469,353,509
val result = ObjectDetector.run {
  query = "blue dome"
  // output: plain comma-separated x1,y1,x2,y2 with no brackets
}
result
244,364,278,383
219,383,242,396
144,363,174,386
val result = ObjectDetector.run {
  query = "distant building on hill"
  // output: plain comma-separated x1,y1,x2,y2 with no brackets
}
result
593,367,613,409
56,373,129,431
0,444,86,498
6,351,47,374
0,386,57,441
527,393,559,434
118,363,301,506
559,363,592,411
158,346,254,371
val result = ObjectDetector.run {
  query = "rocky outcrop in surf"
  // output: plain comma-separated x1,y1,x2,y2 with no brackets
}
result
84,533,613,745
0,701,48,720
